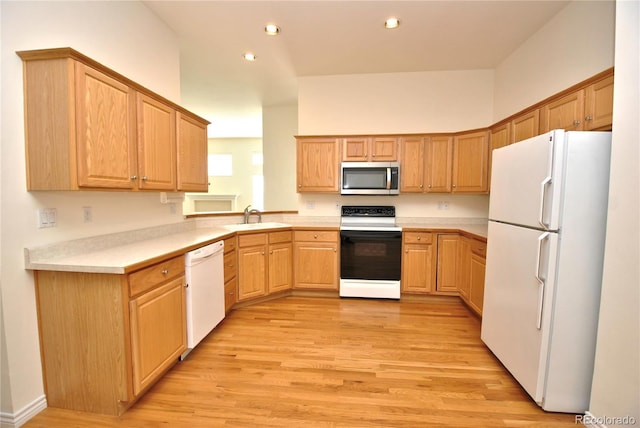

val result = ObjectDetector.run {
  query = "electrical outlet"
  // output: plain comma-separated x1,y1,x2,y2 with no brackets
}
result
37,208,57,228
82,206,92,223
437,201,450,210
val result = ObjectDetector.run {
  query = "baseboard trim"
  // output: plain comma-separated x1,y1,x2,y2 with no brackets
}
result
0,395,47,427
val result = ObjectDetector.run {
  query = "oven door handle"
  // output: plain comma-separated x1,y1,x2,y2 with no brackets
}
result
340,230,402,239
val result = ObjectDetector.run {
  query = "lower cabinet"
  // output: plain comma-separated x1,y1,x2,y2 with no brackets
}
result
401,231,436,294
456,237,487,316
436,234,460,294
293,229,339,290
223,235,238,312
237,230,292,301
34,255,186,416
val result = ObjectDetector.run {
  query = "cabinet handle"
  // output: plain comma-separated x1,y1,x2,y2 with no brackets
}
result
573,119,581,125
162,269,169,275
130,175,137,180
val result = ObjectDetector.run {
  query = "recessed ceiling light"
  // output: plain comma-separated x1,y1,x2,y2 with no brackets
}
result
265,24,280,35
385,17,400,29
243,52,257,61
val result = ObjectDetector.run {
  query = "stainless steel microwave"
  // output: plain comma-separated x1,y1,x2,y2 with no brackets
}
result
340,162,400,195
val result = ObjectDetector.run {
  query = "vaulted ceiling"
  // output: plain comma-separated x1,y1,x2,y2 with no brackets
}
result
143,1,570,136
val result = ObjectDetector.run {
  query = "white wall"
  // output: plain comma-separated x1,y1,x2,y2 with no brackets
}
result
263,104,298,212
588,0,640,423
0,1,183,422
298,69,495,135
493,1,615,121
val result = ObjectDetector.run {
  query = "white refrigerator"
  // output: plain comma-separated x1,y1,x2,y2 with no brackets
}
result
481,130,612,413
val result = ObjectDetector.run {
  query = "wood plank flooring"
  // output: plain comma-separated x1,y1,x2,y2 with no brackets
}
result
24,296,579,427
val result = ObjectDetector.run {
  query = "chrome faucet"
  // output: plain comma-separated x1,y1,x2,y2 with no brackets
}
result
243,205,262,224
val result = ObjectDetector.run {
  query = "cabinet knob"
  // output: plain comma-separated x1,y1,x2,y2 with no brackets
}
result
573,119,581,125
585,115,593,121
130,175,137,180
142,176,148,181
419,184,423,188
453,184,456,188
162,269,169,275
261,251,265,255
417,236,421,241
298,184,302,188
334,248,337,252
428,184,432,188
314,234,318,239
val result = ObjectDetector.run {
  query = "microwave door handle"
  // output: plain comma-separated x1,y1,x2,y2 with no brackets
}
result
386,167,391,190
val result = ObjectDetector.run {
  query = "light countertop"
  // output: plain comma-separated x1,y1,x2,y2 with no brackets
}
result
25,217,487,274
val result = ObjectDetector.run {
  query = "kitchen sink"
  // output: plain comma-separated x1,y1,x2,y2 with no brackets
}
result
223,222,291,231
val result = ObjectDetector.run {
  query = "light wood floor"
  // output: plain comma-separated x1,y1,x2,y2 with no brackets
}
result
25,296,579,427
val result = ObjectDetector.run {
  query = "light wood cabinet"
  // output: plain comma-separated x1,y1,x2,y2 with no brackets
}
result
343,136,398,161
223,236,238,312
177,113,209,192
18,48,209,192
34,255,186,416
400,136,452,193
456,237,487,317
488,123,511,190
237,231,292,301
436,234,460,294
136,92,177,190
584,74,614,131
511,109,540,144
452,130,489,193
401,231,436,294
296,137,340,192
540,74,614,133
293,230,339,290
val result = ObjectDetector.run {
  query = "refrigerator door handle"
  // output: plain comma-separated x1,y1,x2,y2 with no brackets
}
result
538,139,555,229
535,232,550,329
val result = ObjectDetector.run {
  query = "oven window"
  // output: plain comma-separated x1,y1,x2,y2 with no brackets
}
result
340,230,402,281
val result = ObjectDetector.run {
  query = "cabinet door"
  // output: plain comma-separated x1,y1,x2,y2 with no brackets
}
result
584,75,614,130
75,62,137,189
129,276,186,396
425,136,452,193
436,234,460,293
293,242,338,289
489,123,510,190
401,246,435,293
540,90,585,133
468,254,486,315
297,138,340,192
511,109,540,144
399,137,425,192
452,131,488,193
457,236,471,300
237,245,267,300
268,242,293,293
177,113,209,192
371,137,398,161
342,137,369,161
136,93,177,190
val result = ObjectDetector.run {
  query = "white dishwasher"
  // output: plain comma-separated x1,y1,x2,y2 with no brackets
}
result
181,240,225,359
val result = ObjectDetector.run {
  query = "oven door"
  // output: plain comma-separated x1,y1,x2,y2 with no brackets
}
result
340,229,402,281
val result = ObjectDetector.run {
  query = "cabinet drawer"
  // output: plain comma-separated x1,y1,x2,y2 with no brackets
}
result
224,277,237,313
269,230,292,244
294,230,338,242
224,250,237,283
238,233,267,248
471,239,487,258
129,255,185,297
403,232,433,244
224,236,237,253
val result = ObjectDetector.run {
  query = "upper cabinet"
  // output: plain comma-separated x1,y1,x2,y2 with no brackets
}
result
540,72,614,133
452,130,489,193
400,135,452,193
18,48,209,192
296,137,340,192
511,109,540,144
342,136,398,162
